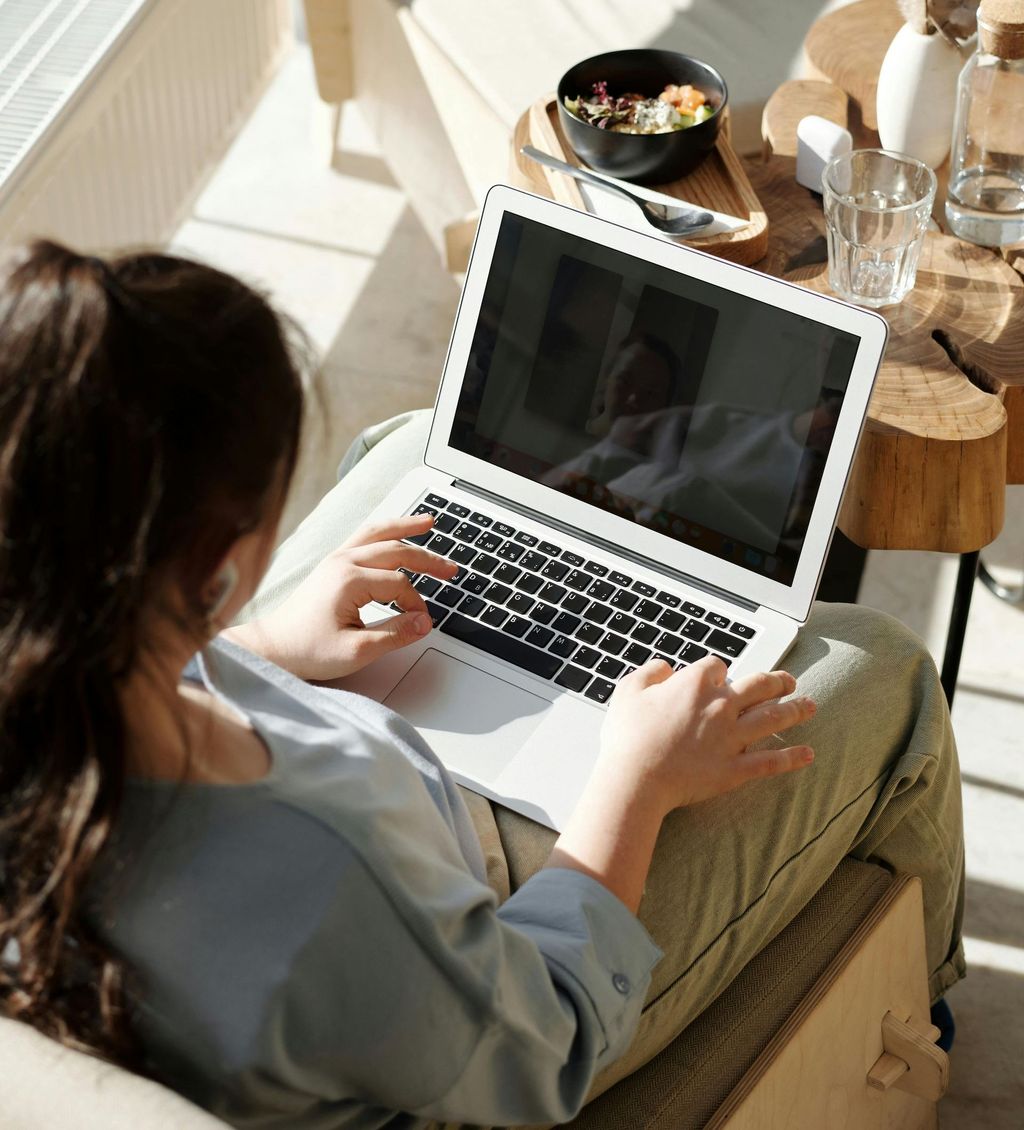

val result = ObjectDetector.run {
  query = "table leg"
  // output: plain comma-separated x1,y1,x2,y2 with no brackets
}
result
940,551,980,707
978,556,1024,604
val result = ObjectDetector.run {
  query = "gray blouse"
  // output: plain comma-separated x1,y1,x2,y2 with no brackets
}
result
91,639,661,1128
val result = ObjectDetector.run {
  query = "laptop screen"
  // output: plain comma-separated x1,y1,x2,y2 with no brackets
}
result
449,213,860,587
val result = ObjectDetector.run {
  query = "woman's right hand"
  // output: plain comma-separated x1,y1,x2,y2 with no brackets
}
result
597,657,816,817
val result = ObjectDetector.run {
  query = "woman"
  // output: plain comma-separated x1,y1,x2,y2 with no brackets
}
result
0,243,964,1128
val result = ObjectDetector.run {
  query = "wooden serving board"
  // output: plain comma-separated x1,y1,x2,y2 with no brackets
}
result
512,94,769,266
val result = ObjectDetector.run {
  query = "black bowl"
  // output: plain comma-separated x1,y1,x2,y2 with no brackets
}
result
557,49,727,184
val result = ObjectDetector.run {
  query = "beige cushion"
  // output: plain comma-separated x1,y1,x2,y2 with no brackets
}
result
0,1018,226,1130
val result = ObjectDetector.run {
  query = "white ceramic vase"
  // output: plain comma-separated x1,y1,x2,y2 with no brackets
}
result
876,23,966,169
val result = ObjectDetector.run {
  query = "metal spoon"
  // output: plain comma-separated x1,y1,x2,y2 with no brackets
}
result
520,145,714,235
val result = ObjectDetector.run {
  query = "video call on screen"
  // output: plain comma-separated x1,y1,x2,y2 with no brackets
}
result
450,214,860,586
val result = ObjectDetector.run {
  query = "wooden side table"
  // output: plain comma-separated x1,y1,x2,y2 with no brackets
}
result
511,76,1024,702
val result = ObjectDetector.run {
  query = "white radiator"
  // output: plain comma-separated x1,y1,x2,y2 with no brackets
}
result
0,0,293,253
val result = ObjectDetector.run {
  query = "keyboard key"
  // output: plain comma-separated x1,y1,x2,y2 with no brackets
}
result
657,591,681,609
507,593,535,615
541,559,569,581
681,620,710,642
623,643,651,665
425,534,454,555
520,551,547,572
425,493,449,508
461,573,490,595
494,563,522,585
414,575,441,597
451,566,468,585
610,589,639,612
497,542,524,562
609,612,637,635
631,622,659,645
474,553,499,575
452,522,481,543
584,678,615,704
552,612,581,635
555,665,591,693
413,503,437,517
433,512,459,534
565,570,591,592
588,579,614,602
583,603,612,625
598,632,628,656
584,560,608,577
573,646,602,669
654,654,675,667
514,531,539,547
459,595,486,617
493,521,515,537
470,512,492,527
398,567,417,579
678,642,708,663
435,585,463,607
719,656,733,668
705,612,730,630
516,572,544,595
440,613,561,678
706,629,748,658
632,580,657,597
683,601,706,618
577,623,603,646
481,605,509,628
449,543,477,565
526,625,554,649
539,582,567,604
561,550,585,567
484,582,512,604
405,528,433,546
561,592,589,614
657,609,685,632
502,616,530,638
476,531,502,553
530,602,557,625
609,571,633,587
634,599,661,621
447,503,470,518
549,635,577,658
596,656,625,679
731,623,755,639
655,632,684,656
538,541,562,557
424,600,448,627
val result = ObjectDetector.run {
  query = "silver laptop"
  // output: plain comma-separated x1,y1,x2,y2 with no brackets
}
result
340,185,888,830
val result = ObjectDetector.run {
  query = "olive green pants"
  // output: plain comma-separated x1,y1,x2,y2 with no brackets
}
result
246,410,965,1114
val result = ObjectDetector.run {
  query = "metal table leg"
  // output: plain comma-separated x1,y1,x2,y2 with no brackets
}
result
978,555,1024,604
940,551,980,707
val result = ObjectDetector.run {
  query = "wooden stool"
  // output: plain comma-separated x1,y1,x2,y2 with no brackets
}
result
563,861,946,1130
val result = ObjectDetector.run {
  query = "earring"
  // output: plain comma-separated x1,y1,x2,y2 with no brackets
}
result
206,561,239,622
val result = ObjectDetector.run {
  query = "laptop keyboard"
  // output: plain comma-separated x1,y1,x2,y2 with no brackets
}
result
397,493,758,705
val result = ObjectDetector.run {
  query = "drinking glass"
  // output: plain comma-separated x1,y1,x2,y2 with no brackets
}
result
821,149,936,308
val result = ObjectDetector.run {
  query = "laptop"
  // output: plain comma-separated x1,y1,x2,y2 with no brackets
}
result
339,185,888,830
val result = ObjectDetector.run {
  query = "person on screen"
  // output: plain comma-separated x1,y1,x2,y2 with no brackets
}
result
584,331,683,438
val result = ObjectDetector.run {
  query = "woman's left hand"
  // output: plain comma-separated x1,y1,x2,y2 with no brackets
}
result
224,513,458,681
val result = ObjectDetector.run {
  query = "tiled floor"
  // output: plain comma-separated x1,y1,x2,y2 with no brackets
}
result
172,44,1024,1129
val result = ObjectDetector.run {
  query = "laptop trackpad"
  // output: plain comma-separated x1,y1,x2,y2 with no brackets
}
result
383,649,549,783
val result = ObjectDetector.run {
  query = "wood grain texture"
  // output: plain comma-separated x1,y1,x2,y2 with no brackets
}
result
705,877,940,1130
788,234,1017,551
512,96,769,266
803,0,904,130
761,80,849,159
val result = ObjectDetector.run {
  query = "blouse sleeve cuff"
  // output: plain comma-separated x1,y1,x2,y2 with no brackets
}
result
497,867,663,1061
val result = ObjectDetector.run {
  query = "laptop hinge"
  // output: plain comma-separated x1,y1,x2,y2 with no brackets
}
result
453,479,761,615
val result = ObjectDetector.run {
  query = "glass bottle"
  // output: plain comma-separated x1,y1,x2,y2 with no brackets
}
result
945,0,1024,245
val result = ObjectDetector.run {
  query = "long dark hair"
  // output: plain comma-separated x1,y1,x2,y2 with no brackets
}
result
0,241,305,1065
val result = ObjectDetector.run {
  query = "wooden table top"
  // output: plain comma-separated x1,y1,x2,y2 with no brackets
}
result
511,73,1024,555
